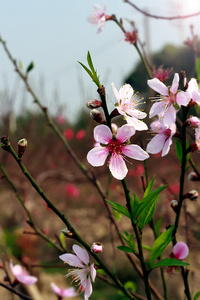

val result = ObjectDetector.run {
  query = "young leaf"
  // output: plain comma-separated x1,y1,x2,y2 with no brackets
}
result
193,291,200,300
78,62,93,78
154,217,163,238
143,176,155,198
149,225,174,268
26,61,34,73
105,199,131,219
131,193,140,219
117,245,134,253
152,258,189,270
87,51,95,74
175,140,182,164
139,202,156,230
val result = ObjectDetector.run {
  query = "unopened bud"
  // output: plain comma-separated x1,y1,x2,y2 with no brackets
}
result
187,116,200,128
111,123,118,135
188,172,200,181
61,228,75,239
91,242,103,253
170,200,178,213
90,109,105,124
18,138,28,158
187,190,198,201
86,99,102,109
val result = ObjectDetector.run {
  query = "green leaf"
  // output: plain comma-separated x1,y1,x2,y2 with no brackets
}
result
124,281,136,293
143,177,155,198
175,140,182,164
149,225,174,268
18,60,24,71
152,258,189,270
117,245,134,253
113,209,122,221
59,232,66,249
131,193,140,219
142,244,152,251
154,217,163,238
193,291,200,300
26,61,34,73
118,231,136,253
87,51,95,74
139,202,156,230
78,62,93,78
135,185,167,218
105,199,131,219
195,57,200,81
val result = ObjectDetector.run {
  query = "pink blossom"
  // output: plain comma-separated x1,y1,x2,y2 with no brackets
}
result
59,244,96,300
10,261,37,285
76,129,86,141
173,242,189,260
88,4,107,33
152,65,173,83
91,242,103,253
146,117,176,157
186,78,200,105
87,124,149,180
64,129,74,140
65,183,79,198
148,73,190,124
112,83,148,131
128,164,144,177
187,116,200,128
124,30,138,44
56,114,66,124
50,282,77,298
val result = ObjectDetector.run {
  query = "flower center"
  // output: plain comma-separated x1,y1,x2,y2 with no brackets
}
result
107,139,123,155
168,92,176,104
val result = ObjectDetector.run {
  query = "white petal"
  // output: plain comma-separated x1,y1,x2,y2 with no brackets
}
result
119,84,133,105
170,73,179,94
149,101,168,118
111,82,120,103
163,106,176,124
146,134,166,154
126,116,148,131
162,137,172,156
87,147,109,166
176,91,190,106
84,277,93,300
109,154,128,180
73,245,89,265
94,125,112,144
116,124,135,142
192,90,200,105
90,264,97,282
147,78,168,95
122,145,149,160
187,78,198,95
59,253,84,268
125,108,147,119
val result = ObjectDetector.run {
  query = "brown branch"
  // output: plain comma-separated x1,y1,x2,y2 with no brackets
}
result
0,282,33,300
124,0,200,20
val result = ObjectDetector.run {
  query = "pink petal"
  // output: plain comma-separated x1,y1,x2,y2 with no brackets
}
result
87,146,109,166
59,253,84,268
147,78,168,95
17,274,37,285
94,125,112,144
187,78,198,95
73,245,89,266
170,73,179,94
62,287,77,297
149,101,168,119
111,82,120,103
126,116,148,131
192,90,200,105
122,145,149,160
163,106,176,124
51,283,61,295
109,154,128,180
10,262,23,276
162,137,172,156
125,109,147,119
176,91,190,106
84,277,93,300
173,242,189,260
146,134,166,154
115,124,135,142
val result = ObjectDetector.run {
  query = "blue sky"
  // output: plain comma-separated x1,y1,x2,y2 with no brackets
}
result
0,0,200,122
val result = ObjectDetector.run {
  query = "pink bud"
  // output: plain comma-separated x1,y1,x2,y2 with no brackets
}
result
64,129,74,140
91,242,103,253
65,183,79,198
173,242,189,260
187,116,200,128
86,99,102,109
76,129,86,141
187,189,198,201
188,172,200,181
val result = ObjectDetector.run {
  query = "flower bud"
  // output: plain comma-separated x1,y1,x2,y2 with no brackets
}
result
18,138,28,158
90,109,105,124
187,116,200,128
170,200,178,213
187,190,198,201
111,123,118,135
188,172,200,181
61,228,75,239
86,99,102,109
91,242,103,253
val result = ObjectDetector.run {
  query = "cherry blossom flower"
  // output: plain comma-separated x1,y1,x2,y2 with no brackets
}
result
59,244,96,300
124,30,138,44
88,4,107,33
186,78,200,105
50,282,77,298
10,261,37,285
87,124,149,180
111,83,148,131
152,65,173,83
147,73,190,124
146,117,176,157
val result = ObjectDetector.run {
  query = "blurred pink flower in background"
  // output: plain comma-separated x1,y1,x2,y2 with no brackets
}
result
128,164,144,177
56,114,66,124
65,183,79,198
152,65,173,83
76,129,86,141
10,261,37,285
64,129,74,140
88,3,107,33
50,282,77,298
